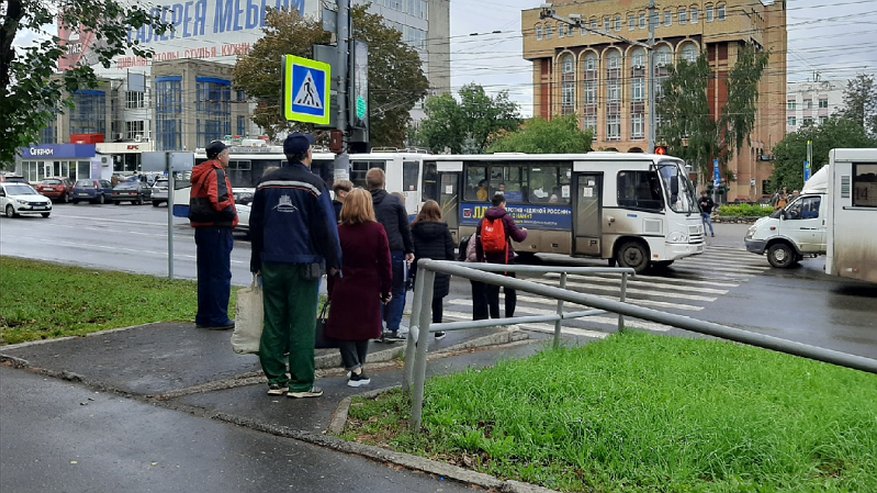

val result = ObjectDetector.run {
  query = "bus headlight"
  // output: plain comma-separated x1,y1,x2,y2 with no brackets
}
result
667,232,688,243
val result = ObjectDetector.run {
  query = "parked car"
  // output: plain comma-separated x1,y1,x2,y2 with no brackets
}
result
72,179,114,204
234,188,254,237
35,177,74,203
1,182,52,218
152,178,169,207
111,180,152,205
0,173,29,184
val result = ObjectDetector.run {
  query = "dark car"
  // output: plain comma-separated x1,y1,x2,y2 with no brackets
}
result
72,179,114,204
111,180,152,205
35,177,74,203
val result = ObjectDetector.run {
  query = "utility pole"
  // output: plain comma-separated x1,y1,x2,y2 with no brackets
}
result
647,0,656,154
334,0,351,181
540,2,656,153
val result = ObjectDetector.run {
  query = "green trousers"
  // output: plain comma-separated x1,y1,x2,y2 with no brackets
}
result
258,263,319,392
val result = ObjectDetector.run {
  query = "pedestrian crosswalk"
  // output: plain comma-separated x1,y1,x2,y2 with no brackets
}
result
438,245,768,340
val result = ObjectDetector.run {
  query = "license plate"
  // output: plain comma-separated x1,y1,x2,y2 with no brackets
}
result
78,193,89,197
32,205,46,209
44,187,54,191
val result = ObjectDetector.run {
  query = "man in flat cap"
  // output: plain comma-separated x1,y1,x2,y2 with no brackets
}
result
189,140,238,330
249,132,341,398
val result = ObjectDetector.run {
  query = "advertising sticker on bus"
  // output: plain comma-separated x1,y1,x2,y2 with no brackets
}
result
460,202,572,231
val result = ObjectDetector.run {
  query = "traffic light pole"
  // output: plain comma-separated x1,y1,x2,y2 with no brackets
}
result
334,0,350,181
540,2,656,153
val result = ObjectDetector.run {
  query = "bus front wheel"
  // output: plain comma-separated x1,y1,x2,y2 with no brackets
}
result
616,241,649,274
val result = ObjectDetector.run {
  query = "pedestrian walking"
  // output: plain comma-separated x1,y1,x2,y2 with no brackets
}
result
476,193,527,319
249,133,342,399
325,188,392,387
698,191,716,238
331,179,353,222
366,167,415,341
460,232,490,320
189,140,238,330
411,200,455,340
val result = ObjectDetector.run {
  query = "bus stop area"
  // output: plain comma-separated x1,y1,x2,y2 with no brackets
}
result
0,319,561,493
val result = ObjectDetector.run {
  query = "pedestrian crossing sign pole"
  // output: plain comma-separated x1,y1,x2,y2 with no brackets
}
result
282,55,331,125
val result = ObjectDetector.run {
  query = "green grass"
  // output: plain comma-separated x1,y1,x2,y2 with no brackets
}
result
0,257,235,344
343,332,877,492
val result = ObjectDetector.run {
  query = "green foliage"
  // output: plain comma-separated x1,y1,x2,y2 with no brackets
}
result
771,116,877,192
0,0,171,167
487,116,592,153
0,257,226,344
414,83,521,153
717,203,773,218
841,73,877,137
659,44,768,179
345,332,877,492
233,6,428,146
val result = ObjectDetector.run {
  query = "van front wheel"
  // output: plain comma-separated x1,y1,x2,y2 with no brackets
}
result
767,243,798,268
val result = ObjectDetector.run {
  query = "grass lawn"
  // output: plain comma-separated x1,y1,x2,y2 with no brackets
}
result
343,332,877,492
0,257,234,345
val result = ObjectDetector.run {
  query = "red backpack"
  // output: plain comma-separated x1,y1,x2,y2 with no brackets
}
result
480,217,507,255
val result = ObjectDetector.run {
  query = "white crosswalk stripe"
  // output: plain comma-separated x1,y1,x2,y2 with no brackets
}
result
442,310,610,339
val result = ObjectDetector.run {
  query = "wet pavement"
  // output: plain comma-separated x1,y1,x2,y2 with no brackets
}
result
1,323,554,493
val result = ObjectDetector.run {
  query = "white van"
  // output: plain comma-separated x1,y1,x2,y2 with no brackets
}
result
744,166,828,268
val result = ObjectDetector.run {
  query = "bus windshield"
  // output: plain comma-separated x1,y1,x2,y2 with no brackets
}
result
657,161,697,215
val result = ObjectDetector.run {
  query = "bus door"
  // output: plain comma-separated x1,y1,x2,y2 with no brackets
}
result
572,173,603,256
439,171,461,243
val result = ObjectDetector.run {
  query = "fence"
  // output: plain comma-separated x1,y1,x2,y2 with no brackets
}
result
402,259,877,432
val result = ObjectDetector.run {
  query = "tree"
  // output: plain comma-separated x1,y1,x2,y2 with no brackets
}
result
840,73,877,137
658,43,768,179
414,83,520,153
0,0,170,166
233,6,428,146
487,115,592,153
770,116,877,191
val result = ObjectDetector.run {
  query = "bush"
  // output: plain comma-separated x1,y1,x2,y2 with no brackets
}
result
716,203,773,218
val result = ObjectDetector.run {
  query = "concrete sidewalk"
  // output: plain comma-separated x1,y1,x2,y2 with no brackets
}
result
0,322,561,493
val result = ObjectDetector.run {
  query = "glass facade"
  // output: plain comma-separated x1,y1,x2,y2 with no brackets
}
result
195,77,232,148
155,76,182,151
70,90,106,135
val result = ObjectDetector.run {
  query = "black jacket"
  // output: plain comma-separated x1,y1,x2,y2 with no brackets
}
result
370,189,413,253
411,221,455,298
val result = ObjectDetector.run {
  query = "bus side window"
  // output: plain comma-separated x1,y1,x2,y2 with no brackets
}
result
465,166,488,201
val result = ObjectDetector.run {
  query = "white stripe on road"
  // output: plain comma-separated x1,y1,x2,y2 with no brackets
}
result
512,293,704,312
540,272,731,294
529,278,718,302
442,310,609,339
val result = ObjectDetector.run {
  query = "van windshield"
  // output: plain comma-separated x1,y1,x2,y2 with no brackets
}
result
657,161,697,214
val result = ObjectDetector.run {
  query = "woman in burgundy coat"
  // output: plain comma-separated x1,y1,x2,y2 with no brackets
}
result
325,188,392,387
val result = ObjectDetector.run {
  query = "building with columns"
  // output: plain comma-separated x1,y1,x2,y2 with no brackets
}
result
522,0,787,201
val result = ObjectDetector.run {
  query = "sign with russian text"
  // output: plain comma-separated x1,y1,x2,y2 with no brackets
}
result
460,202,573,231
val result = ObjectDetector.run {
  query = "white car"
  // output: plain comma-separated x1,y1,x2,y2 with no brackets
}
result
1,182,53,218
234,188,254,235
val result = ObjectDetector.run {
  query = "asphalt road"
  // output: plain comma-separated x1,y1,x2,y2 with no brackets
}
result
2,204,876,359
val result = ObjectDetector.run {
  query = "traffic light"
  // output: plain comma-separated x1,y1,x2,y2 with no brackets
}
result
655,145,668,155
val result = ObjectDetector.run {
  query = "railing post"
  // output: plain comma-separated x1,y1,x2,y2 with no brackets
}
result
618,272,628,332
402,263,428,392
554,272,567,349
409,267,435,433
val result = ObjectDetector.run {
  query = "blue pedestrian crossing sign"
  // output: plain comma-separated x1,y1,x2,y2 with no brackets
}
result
283,55,331,125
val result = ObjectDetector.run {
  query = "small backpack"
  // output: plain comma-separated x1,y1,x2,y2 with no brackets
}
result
480,217,507,254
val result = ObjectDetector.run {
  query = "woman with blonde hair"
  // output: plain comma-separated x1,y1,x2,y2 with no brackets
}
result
411,200,455,340
325,188,392,387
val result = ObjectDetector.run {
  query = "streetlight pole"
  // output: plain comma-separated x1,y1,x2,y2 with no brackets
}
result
540,2,657,153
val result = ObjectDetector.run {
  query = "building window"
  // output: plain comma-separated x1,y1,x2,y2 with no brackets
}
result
803,117,814,126
639,11,646,29
819,116,829,125
717,3,726,20
607,114,621,140
545,25,553,39
664,10,672,26
536,25,543,40
560,54,575,115
70,90,107,136
787,116,797,126
558,23,566,38
631,113,644,138
583,114,598,138
590,17,598,31
195,77,232,148
818,98,828,109
706,4,714,22
690,6,699,23
804,98,813,109
125,91,145,109
614,15,622,31
603,16,610,32
787,100,796,111
126,120,145,140
628,14,636,30
682,43,698,63
632,77,645,101
155,76,182,151
678,8,688,24
237,115,246,136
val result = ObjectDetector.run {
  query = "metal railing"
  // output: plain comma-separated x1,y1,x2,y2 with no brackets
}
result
402,259,877,432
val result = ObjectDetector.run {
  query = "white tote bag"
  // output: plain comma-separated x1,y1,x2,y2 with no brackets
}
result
231,277,263,355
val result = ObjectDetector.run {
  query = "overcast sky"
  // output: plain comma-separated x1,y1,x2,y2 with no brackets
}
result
449,0,877,117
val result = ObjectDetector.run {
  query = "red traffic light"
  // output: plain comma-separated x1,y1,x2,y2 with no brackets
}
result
655,146,667,155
